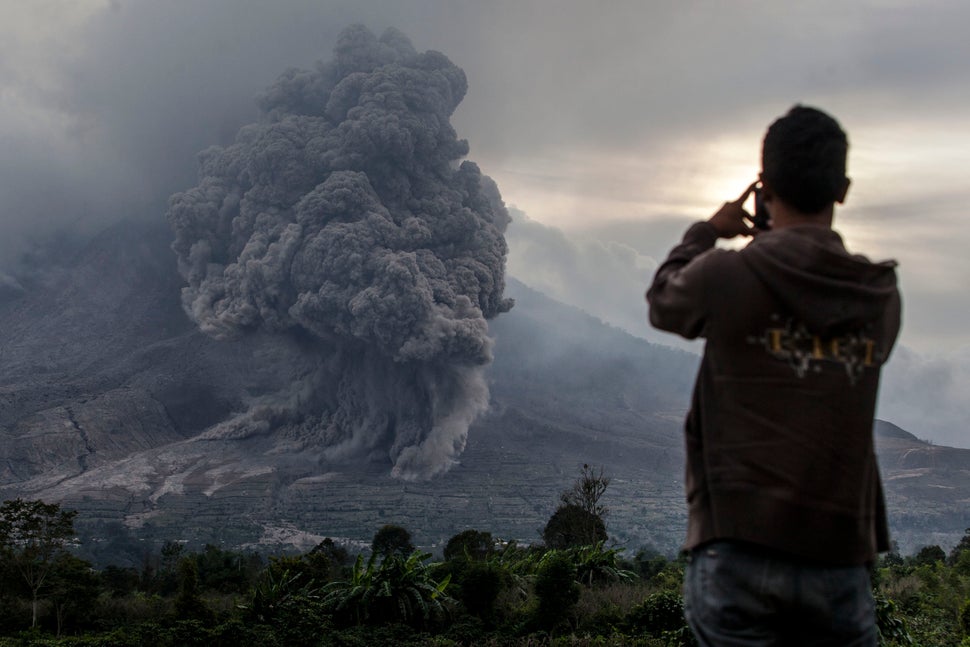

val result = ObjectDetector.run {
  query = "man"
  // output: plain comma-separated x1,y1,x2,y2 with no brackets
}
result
646,106,900,646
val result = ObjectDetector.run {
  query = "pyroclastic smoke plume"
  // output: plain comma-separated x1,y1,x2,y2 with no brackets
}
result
168,25,512,480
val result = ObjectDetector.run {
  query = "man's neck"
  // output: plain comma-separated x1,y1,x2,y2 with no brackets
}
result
770,203,834,230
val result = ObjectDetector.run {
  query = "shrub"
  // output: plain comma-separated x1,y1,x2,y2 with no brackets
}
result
875,593,914,646
569,543,636,587
626,590,687,636
323,552,453,629
372,525,415,558
961,597,970,637
533,552,580,630
242,567,320,625
912,545,946,568
543,505,607,550
458,562,506,620
444,530,495,562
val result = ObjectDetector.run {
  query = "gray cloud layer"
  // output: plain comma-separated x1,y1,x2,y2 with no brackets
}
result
504,210,695,350
507,215,970,449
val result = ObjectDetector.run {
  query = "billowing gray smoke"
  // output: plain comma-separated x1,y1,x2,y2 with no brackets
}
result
168,26,512,480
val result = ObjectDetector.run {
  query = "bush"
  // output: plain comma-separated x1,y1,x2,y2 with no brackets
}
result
444,530,495,563
962,598,970,636
458,562,506,620
372,525,415,558
626,590,687,636
875,593,913,646
323,552,452,629
533,552,580,630
569,543,636,587
912,545,946,567
543,505,607,550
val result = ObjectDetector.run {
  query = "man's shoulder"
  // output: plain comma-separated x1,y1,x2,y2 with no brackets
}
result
694,245,751,277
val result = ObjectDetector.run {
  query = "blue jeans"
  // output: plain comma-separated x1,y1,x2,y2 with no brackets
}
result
684,541,877,647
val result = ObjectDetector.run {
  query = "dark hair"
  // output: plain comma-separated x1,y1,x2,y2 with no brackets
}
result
761,105,848,214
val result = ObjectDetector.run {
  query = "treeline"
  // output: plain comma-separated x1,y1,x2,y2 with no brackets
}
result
0,467,694,647
875,534,970,646
1,468,969,646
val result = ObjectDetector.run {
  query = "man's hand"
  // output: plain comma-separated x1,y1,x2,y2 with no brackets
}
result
708,182,760,239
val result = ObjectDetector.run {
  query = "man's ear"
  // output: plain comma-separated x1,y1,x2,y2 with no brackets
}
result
758,173,775,202
837,177,851,204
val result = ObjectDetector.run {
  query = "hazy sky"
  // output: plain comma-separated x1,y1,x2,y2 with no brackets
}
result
1,0,968,445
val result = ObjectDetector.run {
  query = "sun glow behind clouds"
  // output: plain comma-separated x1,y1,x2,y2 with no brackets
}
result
838,121,970,272
490,134,761,233
850,121,970,210
493,112,970,356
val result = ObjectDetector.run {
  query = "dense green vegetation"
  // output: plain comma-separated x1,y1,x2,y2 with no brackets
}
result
1,472,969,645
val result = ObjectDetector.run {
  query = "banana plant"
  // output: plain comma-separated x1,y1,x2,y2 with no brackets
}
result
323,551,453,628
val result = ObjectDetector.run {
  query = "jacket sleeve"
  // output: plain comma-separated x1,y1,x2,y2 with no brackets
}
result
646,221,719,339
880,287,902,362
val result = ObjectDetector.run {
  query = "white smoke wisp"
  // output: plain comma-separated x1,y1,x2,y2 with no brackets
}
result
168,26,512,479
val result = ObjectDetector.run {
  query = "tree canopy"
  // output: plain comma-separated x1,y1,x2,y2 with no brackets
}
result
543,504,607,549
372,524,415,558
0,498,78,628
559,463,611,519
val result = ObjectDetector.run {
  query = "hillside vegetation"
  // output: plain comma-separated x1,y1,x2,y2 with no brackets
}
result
1,469,968,646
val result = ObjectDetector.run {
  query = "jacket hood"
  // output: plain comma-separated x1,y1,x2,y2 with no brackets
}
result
740,225,898,336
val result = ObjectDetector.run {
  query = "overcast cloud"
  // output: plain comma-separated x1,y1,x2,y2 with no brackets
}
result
1,0,967,445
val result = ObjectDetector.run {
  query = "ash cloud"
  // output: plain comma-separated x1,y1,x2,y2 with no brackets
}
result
169,25,512,480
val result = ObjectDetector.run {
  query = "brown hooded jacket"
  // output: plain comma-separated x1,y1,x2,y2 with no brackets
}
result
647,221,900,565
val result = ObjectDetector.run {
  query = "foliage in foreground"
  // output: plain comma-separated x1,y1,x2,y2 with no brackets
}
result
322,551,452,629
4,486,970,646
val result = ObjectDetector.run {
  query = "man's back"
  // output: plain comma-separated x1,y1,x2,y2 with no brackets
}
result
645,105,899,646
649,222,899,564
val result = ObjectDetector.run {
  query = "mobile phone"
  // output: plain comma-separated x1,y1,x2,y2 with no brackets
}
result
752,184,770,231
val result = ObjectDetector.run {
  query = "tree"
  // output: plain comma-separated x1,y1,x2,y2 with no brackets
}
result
0,498,78,628
265,540,346,592
533,551,580,630
560,464,611,519
47,554,98,637
307,538,351,581
311,538,350,567
912,544,946,567
174,557,211,622
243,564,326,642
372,524,415,558
101,564,140,598
444,530,495,562
947,527,970,565
193,544,259,594
457,561,505,621
542,464,611,549
136,539,184,595
161,540,185,569
542,504,607,549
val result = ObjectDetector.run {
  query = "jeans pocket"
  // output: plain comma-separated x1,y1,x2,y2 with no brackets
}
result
812,566,875,635
688,544,759,629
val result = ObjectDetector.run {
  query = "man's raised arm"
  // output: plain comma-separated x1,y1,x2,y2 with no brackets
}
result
646,183,758,339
